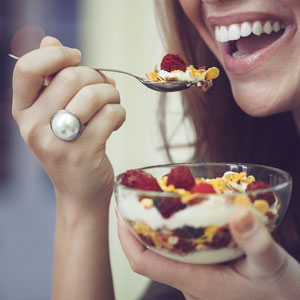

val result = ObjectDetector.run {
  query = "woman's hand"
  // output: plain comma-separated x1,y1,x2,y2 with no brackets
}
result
117,208,300,300
12,36,124,300
12,36,125,212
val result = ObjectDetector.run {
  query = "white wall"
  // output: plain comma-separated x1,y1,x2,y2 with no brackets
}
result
80,1,164,299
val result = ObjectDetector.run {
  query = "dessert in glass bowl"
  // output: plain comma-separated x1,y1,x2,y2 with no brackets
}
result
114,163,292,264
144,53,220,93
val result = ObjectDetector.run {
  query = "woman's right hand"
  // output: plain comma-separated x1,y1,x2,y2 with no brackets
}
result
12,36,126,212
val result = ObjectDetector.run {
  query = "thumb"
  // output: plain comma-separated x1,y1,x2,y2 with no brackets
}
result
229,207,286,278
40,36,63,48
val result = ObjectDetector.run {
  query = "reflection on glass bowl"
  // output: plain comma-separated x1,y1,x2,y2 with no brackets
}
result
114,162,292,264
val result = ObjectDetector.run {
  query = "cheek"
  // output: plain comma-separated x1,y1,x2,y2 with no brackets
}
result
179,0,219,57
179,0,202,24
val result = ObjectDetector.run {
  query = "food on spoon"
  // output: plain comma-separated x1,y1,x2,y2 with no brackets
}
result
145,53,220,92
119,166,279,263
160,53,187,72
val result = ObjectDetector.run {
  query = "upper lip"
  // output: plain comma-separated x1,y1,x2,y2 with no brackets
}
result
206,12,293,27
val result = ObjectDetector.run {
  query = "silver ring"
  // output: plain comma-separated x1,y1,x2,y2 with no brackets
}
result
50,110,82,142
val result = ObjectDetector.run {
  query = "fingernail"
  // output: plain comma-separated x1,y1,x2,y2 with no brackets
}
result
71,48,81,59
235,209,256,234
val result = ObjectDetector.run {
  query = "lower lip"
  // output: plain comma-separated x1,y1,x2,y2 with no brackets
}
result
219,24,296,75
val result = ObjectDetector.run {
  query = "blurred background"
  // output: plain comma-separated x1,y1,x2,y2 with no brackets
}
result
0,0,194,299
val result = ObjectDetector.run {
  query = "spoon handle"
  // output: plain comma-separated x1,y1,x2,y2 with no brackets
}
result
8,54,19,60
8,54,142,80
87,67,141,80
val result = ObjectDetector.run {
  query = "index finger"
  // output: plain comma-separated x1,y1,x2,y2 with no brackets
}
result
12,46,81,112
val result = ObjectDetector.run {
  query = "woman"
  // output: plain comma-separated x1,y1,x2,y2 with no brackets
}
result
11,0,300,299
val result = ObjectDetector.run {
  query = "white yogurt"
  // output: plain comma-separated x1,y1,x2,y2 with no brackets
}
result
158,70,197,82
118,193,267,230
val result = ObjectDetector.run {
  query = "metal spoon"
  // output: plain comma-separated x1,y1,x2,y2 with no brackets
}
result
8,54,196,92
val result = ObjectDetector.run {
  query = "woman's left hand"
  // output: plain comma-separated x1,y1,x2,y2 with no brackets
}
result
117,208,300,300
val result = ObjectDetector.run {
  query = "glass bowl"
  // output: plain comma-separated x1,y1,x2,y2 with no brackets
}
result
114,162,292,264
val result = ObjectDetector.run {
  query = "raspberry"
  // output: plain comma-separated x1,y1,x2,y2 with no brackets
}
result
166,166,196,190
188,183,216,206
246,181,275,205
190,182,216,194
172,238,196,254
121,169,162,192
160,53,187,72
175,226,205,239
188,198,205,206
211,228,231,249
153,196,185,218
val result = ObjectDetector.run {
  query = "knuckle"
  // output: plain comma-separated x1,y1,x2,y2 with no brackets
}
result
116,105,126,126
58,67,80,86
14,59,33,79
102,103,125,123
105,83,121,102
54,46,70,61
50,46,76,65
19,121,40,148
78,66,102,82
119,105,126,119
129,257,143,275
80,85,98,102
101,103,117,117
11,105,20,122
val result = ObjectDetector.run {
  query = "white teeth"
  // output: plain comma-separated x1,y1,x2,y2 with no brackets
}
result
215,27,220,42
215,20,286,43
273,21,281,32
263,21,273,34
228,24,241,40
219,26,229,42
252,21,263,36
241,22,252,37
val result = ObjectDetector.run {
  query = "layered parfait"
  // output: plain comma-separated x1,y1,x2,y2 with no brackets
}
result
116,165,279,264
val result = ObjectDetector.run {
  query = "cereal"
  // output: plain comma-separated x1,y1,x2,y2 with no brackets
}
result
253,199,270,214
144,53,219,92
234,194,251,206
140,198,154,209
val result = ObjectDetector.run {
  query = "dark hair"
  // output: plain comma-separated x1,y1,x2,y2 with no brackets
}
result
155,0,300,262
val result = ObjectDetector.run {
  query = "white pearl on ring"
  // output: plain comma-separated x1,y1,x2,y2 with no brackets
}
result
50,110,82,142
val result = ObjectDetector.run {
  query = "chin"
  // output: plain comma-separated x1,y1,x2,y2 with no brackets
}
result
230,79,293,117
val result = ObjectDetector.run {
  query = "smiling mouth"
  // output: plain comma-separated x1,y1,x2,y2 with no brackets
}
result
215,20,287,58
